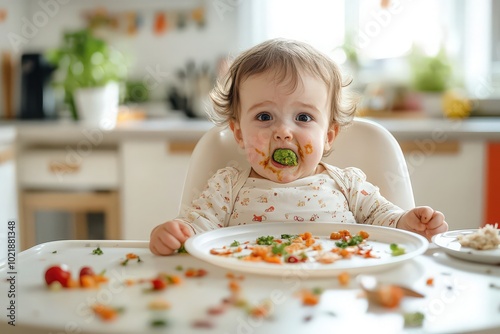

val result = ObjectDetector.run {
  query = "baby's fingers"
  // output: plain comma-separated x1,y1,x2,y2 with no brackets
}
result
425,211,446,230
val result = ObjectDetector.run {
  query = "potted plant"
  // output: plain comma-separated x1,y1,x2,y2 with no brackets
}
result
47,29,127,127
408,46,452,117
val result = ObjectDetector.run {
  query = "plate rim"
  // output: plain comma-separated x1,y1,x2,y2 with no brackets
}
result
185,222,429,277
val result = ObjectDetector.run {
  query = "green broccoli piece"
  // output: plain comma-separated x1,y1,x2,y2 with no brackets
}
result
273,149,298,166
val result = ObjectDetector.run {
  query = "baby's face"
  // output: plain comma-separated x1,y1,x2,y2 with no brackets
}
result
231,70,336,183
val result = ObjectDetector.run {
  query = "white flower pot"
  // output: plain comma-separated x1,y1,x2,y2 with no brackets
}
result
419,92,444,118
74,82,119,129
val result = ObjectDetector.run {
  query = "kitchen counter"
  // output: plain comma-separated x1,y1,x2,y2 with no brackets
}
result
1,117,500,145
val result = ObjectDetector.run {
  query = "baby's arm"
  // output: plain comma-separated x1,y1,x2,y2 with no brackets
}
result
397,206,448,239
149,220,193,256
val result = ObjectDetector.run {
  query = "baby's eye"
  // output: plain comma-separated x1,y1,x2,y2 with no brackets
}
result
296,113,312,122
256,113,272,121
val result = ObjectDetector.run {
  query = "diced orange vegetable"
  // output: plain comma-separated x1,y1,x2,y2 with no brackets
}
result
426,277,434,286
305,238,315,247
126,253,138,259
301,290,320,306
377,285,404,308
338,272,350,286
250,305,268,318
92,304,118,321
303,232,313,240
359,231,369,239
263,255,281,264
330,232,342,240
80,275,97,288
229,280,241,293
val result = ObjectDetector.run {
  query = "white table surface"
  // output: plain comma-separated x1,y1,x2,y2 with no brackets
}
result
1,240,499,334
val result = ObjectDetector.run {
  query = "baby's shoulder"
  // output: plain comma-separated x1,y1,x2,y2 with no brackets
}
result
321,163,367,182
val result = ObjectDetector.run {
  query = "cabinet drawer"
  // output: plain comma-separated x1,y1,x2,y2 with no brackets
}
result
18,149,119,190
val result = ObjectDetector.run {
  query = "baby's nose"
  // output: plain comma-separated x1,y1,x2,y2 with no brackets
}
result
273,124,293,141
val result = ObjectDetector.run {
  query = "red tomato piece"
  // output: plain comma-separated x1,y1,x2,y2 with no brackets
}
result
151,278,167,290
45,265,71,287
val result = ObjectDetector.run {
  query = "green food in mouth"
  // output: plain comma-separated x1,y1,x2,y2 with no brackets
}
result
273,148,298,166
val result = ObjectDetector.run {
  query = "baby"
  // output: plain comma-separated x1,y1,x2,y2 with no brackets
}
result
150,38,448,256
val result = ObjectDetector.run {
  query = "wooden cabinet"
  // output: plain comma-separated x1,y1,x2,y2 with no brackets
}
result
401,140,485,230
120,139,195,240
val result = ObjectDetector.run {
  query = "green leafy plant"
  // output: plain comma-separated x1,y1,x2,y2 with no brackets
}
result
46,29,127,120
409,46,452,92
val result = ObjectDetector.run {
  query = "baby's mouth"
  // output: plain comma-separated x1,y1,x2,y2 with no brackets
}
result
272,148,298,166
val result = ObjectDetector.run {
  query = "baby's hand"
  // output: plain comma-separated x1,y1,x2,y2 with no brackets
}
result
149,220,193,256
397,206,448,240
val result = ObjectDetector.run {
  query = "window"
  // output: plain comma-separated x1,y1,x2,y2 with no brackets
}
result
252,0,496,97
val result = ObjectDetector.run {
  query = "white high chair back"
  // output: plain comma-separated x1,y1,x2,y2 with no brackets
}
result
180,118,415,213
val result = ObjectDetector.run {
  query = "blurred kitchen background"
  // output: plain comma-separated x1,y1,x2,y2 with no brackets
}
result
0,0,499,120
1,0,500,250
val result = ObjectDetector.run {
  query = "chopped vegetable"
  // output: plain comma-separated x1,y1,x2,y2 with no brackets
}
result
52,250,57,254
256,235,275,245
390,243,406,256
177,245,188,253
230,240,240,247
404,311,425,327
92,247,103,255
281,234,298,240
150,319,168,327
272,243,288,256
335,235,364,248
175,265,183,271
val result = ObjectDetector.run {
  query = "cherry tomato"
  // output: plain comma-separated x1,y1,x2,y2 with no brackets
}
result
79,266,95,285
45,265,71,287
151,278,167,290
79,266,95,278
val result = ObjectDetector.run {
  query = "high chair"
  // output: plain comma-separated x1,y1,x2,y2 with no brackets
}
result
180,118,415,213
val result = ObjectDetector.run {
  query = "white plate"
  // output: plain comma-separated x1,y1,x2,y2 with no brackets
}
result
432,229,500,264
185,222,428,277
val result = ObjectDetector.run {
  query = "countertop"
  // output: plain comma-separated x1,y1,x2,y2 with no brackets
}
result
1,116,500,145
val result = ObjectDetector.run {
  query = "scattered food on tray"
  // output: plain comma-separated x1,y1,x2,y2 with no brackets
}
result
92,247,103,255
426,277,434,286
403,311,425,328
121,252,143,266
44,265,108,289
91,304,123,322
185,268,208,278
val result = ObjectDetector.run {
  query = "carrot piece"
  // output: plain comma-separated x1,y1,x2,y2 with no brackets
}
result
81,275,97,288
377,285,404,308
305,238,315,247
263,255,281,264
338,272,350,286
303,232,313,240
92,304,118,321
126,253,138,259
229,280,241,293
426,277,434,286
301,291,320,306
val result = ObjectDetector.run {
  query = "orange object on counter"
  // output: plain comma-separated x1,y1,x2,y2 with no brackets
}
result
485,143,500,226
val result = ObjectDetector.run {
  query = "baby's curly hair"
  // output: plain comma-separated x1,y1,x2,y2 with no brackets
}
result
208,38,357,133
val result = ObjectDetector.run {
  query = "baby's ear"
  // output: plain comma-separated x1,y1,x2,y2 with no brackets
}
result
324,124,338,152
229,120,245,149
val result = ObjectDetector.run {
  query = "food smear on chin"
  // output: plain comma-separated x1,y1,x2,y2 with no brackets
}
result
255,148,283,180
272,148,298,166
